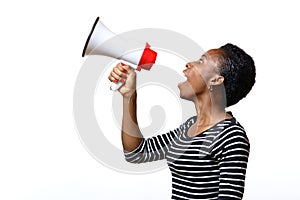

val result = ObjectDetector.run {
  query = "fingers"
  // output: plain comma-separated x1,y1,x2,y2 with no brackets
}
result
108,63,130,83
119,62,132,73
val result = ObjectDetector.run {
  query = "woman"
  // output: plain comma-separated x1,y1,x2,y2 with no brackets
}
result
108,43,256,199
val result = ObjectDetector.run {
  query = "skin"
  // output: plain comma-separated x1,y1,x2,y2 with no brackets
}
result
108,49,232,152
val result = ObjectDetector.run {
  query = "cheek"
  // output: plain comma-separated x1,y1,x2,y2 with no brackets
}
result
189,71,208,91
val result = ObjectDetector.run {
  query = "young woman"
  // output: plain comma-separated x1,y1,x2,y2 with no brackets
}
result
108,43,256,199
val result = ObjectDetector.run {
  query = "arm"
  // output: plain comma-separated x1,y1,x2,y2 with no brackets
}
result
122,90,143,152
108,63,181,163
212,126,250,199
108,63,143,152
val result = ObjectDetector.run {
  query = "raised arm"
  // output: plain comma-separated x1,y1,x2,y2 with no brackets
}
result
108,63,143,152
108,63,181,163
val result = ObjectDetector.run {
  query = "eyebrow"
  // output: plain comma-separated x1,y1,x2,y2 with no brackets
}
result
196,54,208,62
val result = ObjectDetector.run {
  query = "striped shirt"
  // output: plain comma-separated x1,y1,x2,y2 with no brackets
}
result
125,114,250,199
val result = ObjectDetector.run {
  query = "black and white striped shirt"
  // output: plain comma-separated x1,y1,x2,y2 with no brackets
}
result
125,114,250,199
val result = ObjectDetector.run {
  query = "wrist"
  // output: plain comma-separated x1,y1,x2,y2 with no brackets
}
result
122,89,137,100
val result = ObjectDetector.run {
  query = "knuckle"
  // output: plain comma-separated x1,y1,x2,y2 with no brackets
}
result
117,65,125,72
113,67,118,73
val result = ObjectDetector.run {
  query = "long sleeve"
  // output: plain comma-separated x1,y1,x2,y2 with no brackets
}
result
124,129,181,163
212,125,250,199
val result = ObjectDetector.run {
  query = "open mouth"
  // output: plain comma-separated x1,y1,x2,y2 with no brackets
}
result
178,74,188,87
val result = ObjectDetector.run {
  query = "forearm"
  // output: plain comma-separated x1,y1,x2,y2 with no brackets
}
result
122,90,143,152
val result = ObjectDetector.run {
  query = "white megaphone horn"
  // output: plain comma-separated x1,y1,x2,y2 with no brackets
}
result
82,17,157,91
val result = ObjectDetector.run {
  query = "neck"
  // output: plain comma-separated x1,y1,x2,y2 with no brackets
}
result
193,91,227,128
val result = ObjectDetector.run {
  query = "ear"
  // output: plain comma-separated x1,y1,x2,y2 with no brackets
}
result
210,75,224,86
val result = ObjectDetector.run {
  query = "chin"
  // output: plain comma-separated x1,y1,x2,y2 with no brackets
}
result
180,93,193,101
178,84,199,102
179,88,193,101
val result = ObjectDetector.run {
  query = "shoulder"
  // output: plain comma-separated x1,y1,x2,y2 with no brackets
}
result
211,117,250,160
221,118,249,142
213,117,250,150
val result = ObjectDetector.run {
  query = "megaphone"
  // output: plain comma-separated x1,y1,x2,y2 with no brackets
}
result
82,17,157,91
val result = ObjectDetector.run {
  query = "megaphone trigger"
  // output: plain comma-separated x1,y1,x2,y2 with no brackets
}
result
110,81,124,91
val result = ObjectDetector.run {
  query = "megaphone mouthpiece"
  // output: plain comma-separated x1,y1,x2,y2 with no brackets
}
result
136,43,157,71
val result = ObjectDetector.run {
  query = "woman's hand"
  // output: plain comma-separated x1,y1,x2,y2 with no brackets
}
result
108,63,136,97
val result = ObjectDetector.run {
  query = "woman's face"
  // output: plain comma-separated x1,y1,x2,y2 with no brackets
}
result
178,49,221,101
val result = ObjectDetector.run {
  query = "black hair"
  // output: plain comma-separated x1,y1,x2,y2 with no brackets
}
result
219,43,256,107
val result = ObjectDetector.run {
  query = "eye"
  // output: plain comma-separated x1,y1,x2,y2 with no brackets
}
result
199,59,204,64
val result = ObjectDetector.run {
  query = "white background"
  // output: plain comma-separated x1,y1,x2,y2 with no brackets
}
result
1,0,300,199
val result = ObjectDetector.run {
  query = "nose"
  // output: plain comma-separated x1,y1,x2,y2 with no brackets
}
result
185,62,191,69
183,62,190,75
